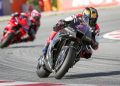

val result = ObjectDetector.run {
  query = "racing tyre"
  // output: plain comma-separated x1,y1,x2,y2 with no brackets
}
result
36,63,51,78
0,32,14,48
54,47,76,79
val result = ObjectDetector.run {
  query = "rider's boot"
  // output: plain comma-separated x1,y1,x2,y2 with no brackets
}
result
42,43,50,59
38,43,49,65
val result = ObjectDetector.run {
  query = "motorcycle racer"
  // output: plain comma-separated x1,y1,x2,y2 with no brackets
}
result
8,10,41,44
42,7,100,59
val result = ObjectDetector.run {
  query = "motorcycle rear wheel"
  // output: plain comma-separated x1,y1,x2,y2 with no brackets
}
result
0,32,14,48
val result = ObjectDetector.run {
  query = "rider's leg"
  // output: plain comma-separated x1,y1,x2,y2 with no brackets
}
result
42,31,57,57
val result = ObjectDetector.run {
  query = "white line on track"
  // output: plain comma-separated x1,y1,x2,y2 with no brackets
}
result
103,30,120,40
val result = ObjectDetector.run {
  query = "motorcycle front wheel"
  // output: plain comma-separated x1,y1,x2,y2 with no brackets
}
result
0,32,14,48
54,47,76,79
36,58,51,78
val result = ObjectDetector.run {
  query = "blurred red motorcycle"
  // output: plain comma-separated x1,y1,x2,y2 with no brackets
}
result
0,17,29,48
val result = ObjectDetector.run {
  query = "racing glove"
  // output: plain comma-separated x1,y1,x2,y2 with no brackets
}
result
91,40,99,50
53,19,67,31
11,12,19,17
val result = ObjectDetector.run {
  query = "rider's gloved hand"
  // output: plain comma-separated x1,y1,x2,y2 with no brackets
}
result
11,12,19,17
91,41,99,50
53,19,67,31
20,13,28,18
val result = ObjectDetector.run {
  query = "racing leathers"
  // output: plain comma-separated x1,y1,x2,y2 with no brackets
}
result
11,12,40,44
42,14,100,59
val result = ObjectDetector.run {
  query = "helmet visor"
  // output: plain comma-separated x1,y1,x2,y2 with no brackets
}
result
34,16,40,21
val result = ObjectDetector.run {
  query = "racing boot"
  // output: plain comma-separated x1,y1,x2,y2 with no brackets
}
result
42,43,50,59
38,43,49,65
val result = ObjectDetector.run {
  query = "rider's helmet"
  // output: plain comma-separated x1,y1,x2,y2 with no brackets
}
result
30,10,41,22
82,7,98,26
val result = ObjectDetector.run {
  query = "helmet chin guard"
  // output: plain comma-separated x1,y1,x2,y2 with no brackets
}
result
82,7,98,26
31,10,41,21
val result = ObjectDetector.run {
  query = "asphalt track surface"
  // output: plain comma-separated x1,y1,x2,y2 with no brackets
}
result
0,7,120,86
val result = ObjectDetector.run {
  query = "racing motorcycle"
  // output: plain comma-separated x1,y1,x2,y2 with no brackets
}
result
36,23,93,79
0,17,29,48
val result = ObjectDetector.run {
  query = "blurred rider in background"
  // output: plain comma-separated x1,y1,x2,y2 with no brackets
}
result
10,9,41,43
42,7,100,59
